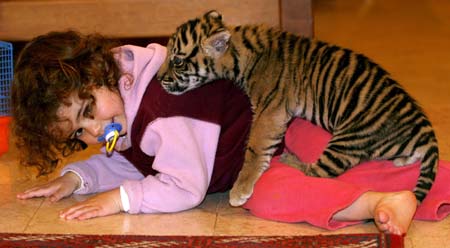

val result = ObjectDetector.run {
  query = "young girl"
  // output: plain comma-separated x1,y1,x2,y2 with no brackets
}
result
13,31,450,236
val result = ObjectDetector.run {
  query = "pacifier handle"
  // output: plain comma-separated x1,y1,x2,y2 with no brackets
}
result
98,122,122,156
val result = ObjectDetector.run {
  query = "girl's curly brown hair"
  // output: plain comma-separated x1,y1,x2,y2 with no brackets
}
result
12,30,122,176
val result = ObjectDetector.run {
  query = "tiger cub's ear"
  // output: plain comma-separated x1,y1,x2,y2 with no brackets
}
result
204,10,222,20
202,30,231,58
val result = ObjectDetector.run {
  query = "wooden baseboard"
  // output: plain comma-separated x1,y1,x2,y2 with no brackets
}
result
0,0,313,42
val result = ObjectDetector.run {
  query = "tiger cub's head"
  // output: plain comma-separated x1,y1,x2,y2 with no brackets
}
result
158,10,231,95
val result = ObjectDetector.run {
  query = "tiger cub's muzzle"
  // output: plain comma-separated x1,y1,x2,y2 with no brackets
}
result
159,76,189,95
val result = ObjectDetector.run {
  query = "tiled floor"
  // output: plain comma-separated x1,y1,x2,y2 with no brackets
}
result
0,1,449,247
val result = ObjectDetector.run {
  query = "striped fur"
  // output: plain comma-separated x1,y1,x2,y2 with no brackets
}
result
157,11,439,206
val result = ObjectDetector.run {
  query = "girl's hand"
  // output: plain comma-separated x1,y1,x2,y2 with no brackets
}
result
16,172,81,202
59,188,123,220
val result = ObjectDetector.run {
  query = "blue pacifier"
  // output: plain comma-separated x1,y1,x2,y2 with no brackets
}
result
98,122,122,155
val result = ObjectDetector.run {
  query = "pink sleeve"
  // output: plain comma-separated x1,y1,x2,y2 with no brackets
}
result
122,117,221,214
61,151,144,194
244,118,450,230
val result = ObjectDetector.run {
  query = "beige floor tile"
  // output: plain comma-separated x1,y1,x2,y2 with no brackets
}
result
406,218,450,247
0,183,43,233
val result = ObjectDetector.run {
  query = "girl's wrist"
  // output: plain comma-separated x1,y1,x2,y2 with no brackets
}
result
110,188,125,212
63,171,82,191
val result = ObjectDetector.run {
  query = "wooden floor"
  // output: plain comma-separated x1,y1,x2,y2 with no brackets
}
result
0,1,449,247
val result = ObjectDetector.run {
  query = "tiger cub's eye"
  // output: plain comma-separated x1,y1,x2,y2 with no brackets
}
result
172,56,184,67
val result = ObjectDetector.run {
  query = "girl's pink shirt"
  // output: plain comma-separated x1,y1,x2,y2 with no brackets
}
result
61,44,221,214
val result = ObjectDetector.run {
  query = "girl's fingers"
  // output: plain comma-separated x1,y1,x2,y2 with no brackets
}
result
16,193,28,199
60,204,100,220
18,182,71,201
59,204,84,218
60,203,95,218
76,209,100,220
17,187,42,198
17,188,50,199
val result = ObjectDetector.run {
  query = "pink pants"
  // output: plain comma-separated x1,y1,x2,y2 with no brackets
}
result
244,119,450,230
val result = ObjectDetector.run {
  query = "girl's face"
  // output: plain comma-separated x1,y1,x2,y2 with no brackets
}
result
56,87,127,145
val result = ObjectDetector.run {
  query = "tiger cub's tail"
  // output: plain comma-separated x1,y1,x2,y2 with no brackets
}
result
414,140,439,203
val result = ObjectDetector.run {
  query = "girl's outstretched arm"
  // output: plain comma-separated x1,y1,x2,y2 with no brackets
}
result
16,172,81,202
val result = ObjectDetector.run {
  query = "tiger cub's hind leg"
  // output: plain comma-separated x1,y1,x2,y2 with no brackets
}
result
279,151,309,171
285,139,363,178
393,151,422,167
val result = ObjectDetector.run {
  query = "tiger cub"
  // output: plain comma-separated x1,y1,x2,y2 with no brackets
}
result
157,10,439,207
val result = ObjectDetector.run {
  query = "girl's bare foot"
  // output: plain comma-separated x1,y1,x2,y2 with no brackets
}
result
333,190,417,235
372,191,417,235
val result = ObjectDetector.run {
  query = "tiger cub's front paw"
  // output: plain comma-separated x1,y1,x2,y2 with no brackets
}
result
229,180,255,207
